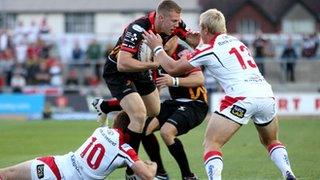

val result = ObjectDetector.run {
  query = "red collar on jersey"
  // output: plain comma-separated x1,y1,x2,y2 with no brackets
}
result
148,11,156,32
209,33,222,45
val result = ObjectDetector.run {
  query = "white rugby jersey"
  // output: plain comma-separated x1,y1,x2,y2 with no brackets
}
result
54,127,138,180
188,33,274,97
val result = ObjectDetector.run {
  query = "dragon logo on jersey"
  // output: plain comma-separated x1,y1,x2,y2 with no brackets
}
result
36,164,44,178
230,105,246,118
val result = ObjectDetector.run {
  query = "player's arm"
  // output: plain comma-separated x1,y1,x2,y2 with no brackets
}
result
156,70,204,88
131,160,157,180
143,31,194,76
175,20,200,49
117,51,159,72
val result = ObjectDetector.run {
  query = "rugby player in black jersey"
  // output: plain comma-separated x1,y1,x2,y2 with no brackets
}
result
95,1,200,177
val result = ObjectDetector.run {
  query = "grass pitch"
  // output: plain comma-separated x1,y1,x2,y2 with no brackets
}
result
0,118,319,179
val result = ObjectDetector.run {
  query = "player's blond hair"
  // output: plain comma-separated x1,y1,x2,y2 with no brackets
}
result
157,0,182,15
200,9,227,34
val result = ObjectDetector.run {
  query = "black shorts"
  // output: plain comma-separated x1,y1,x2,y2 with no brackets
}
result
102,59,156,100
157,100,208,136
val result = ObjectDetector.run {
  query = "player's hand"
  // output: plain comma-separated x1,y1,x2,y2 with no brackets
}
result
156,74,173,87
143,30,163,50
186,29,200,48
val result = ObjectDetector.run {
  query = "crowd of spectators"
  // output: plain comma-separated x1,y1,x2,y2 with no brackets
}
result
0,20,319,94
0,19,110,94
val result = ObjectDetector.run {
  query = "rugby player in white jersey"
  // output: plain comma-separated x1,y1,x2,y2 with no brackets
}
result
143,8,296,180
0,113,157,180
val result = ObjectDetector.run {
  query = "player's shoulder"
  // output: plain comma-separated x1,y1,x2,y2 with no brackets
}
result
128,13,152,32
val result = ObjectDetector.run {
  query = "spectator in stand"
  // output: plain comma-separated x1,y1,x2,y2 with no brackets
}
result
13,21,28,64
86,38,102,79
281,37,298,82
26,20,40,44
72,40,84,62
10,72,26,93
39,17,51,34
0,75,5,93
0,48,15,86
0,28,9,54
264,38,276,58
34,61,51,85
71,40,85,70
49,60,63,86
65,69,79,86
65,69,80,94
253,30,267,75
301,33,319,58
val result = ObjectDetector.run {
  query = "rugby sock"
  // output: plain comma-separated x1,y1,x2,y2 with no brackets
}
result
268,143,295,178
167,138,193,177
142,133,167,175
125,129,142,175
100,99,121,114
203,151,223,180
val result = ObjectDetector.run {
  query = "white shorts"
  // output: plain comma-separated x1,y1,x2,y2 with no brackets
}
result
215,96,277,125
30,156,61,180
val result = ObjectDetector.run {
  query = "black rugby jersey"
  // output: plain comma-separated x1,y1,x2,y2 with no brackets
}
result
108,11,188,63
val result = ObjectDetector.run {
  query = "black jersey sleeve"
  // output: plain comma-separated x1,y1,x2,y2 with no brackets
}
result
120,18,151,54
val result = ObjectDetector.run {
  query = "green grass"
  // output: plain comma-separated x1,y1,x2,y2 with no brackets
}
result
0,119,320,179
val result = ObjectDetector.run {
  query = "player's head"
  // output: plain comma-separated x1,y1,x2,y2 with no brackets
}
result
156,0,182,35
164,35,191,58
199,9,227,43
112,111,130,132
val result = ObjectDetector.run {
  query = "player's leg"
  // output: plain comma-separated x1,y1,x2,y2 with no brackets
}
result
253,97,295,179
141,117,168,179
255,117,296,179
160,123,197,179
0,160,32,180
141,87,161,118
159,101,207,179
120,92,147,143
203,113,241,180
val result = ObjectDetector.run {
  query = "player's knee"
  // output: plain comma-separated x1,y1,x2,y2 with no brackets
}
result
146,108,160,118
129,111,147,123
160,128,175,144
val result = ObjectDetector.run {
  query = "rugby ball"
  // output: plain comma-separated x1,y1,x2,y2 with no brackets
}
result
138,41,153,62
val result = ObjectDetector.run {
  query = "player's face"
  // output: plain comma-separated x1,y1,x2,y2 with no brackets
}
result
160,11,181,35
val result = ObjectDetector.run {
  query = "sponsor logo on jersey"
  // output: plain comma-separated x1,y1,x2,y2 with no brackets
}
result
99,129,117,146
124,32,138,43
132,24,145,32
36,164,44,178
178,106,186,111
230,105,246,118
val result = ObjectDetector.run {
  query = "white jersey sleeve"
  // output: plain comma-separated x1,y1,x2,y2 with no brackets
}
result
68,127,139,179
188,34,274,97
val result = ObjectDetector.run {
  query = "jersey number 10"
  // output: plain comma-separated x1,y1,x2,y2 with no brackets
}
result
80,137,105,169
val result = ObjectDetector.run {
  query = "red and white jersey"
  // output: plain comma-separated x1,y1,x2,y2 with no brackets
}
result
188,33,273,97
54,127,139,179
